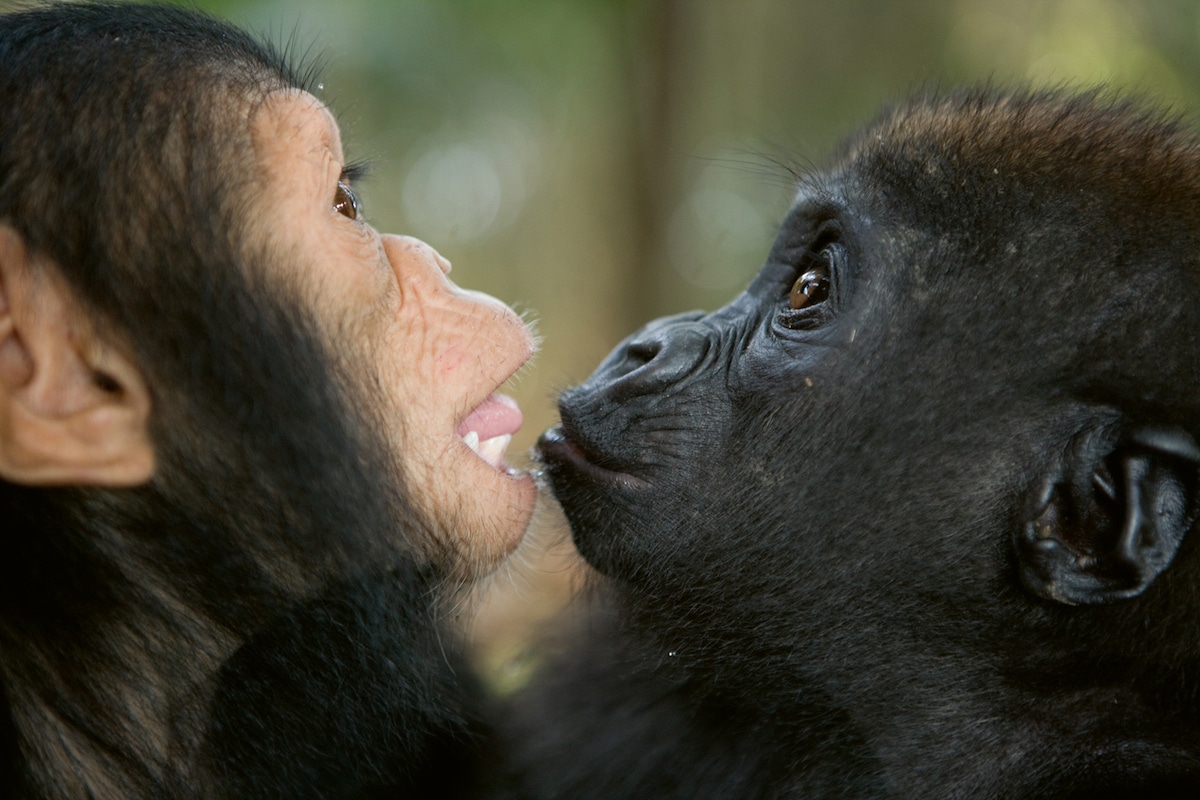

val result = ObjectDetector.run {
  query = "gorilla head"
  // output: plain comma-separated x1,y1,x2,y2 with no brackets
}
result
531,88,1200,797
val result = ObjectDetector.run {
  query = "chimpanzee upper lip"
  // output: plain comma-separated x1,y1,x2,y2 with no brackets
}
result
537,425,649,490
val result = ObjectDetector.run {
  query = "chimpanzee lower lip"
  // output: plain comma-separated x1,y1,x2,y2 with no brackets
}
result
537,426,649,490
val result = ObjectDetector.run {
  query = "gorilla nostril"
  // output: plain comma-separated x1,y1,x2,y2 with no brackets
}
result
606,326,710,398
587,311,712,398
625,339,662,367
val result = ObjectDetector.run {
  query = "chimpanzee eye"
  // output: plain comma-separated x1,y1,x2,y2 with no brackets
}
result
333,181,360,220
789,269,830,310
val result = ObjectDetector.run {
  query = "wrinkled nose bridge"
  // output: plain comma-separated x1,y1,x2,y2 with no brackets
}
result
605,310,711,398
382,234,453,287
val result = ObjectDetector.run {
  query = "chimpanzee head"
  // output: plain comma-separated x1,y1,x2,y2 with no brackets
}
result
0,5,535,794
0,2,536,583
538,88,1200,712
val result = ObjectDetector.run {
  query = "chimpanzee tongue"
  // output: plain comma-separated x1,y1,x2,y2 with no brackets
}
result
457,393,523,440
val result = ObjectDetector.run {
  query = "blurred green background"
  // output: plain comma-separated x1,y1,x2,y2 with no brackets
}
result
161,0,1200,461
19,0,1200,682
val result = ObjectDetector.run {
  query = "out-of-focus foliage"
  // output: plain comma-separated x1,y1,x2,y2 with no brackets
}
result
27,0,1200,681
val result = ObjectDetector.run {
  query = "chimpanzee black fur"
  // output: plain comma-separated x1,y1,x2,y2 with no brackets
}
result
0,4,495,798
508,88,1200,798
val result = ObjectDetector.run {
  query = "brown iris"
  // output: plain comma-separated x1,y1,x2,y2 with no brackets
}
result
789,270,830,310
333,181,360,220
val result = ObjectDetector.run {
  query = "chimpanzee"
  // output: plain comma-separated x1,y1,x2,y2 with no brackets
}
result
0,3,535,798
506,88,1200,798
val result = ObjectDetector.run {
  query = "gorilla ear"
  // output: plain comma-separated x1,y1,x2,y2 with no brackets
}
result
1017,426,1200,606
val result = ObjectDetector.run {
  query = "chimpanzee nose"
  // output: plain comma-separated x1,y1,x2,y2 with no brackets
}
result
601,310,711,398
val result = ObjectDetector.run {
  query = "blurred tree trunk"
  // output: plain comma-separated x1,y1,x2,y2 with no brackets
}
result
618,0,689,331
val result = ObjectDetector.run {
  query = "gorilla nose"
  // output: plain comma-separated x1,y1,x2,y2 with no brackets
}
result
601,310,711,398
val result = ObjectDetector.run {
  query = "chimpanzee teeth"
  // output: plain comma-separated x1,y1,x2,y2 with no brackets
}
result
478,434,511,467
461,431,512,469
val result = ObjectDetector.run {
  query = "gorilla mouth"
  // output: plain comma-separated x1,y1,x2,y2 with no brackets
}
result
458,393,523,471
538,425,649,489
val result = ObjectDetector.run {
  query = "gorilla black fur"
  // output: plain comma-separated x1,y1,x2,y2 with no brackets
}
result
509,88,1200,798
0,4,492,798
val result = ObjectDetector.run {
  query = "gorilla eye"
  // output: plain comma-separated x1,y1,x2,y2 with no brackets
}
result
789,270,830,310
333,181,361,220
778,239,843,332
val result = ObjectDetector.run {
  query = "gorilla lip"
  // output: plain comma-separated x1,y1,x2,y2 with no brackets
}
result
538,425,649,489
458,393,522,471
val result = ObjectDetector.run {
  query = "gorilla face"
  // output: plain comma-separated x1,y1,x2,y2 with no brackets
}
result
541,182,1021,645
537,89,1200,704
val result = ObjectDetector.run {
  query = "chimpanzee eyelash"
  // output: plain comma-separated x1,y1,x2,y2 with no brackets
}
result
340,159,374,184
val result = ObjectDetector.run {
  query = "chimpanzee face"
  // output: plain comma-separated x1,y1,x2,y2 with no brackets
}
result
249,89,538,575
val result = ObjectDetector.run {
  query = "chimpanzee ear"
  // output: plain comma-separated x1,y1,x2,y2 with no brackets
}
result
0,225,154,487
1016,425,1200,606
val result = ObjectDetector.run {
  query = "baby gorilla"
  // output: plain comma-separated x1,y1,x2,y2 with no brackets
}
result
507,89,1200,798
